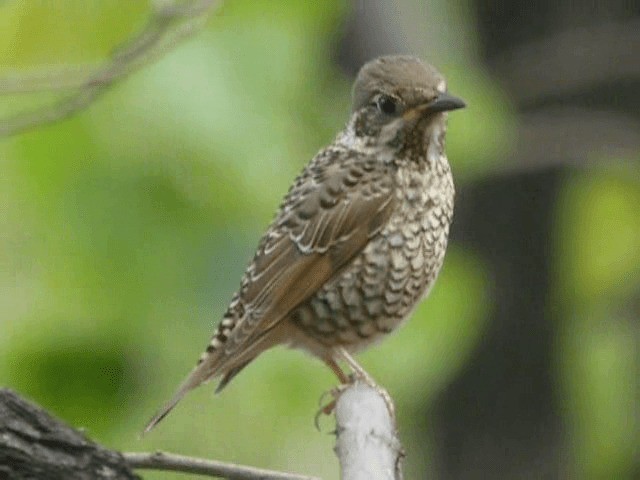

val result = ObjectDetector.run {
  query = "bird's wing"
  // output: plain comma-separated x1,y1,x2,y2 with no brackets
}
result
221,149,396,358
143,150,396,433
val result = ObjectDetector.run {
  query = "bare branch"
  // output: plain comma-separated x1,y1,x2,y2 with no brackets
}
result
334,382,405,480
0,388,319,480
123,451,320,480
1,379,411,479
0,0,222,138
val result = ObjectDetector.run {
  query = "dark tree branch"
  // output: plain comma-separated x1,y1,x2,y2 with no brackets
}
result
0,389,319,480
0,388,139,480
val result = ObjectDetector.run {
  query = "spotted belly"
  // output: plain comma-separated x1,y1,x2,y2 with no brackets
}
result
290,206,450,350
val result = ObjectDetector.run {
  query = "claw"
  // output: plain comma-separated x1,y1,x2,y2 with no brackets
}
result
314,399,336,431
314,384,349,431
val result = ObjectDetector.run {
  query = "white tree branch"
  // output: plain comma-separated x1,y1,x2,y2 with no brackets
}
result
334,381,405,480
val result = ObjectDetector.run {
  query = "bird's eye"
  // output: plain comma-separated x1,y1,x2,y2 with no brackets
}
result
376,95,398,115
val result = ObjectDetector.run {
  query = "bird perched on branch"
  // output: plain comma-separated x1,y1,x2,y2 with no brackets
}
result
144,55,465,432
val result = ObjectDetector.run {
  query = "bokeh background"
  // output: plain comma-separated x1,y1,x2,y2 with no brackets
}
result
1,1,638,479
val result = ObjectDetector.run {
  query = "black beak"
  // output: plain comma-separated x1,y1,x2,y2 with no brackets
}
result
425,92,466,113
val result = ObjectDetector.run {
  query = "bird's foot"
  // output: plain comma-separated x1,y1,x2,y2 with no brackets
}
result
314,371,396,429
315,381,352,430
335,348,397,421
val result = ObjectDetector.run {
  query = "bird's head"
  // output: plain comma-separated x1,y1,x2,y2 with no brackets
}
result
349,55,465,154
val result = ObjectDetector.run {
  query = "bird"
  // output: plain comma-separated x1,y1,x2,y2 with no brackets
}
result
144,55,465,433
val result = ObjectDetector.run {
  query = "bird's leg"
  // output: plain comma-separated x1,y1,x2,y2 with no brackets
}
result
316,348,396,428
334,347,376,385
315,357,351,429
334,347,396,421
324,356,350,384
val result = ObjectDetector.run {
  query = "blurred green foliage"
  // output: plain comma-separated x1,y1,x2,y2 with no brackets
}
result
1,1,637,479
554,169,640,478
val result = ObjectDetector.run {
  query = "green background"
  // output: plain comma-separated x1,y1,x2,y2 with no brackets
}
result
1,1,638,479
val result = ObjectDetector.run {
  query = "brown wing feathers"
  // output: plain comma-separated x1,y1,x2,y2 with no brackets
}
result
143,152,395,432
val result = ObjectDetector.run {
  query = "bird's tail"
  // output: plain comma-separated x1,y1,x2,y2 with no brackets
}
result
142,391,186,435
142,317,274,434
142,362,214,435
